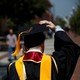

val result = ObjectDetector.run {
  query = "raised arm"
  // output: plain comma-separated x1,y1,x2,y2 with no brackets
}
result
39,20,80,79
40,20,73,51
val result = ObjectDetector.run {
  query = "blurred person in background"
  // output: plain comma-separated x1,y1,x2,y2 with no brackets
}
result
6,28,17,62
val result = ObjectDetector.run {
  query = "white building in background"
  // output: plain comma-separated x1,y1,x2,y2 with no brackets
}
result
49,0,78,18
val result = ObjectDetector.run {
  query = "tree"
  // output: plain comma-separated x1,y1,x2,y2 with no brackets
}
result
69,0,80,35
0,0,52,25
54,16,66,28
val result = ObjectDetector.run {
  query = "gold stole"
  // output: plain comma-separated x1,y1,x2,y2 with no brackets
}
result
40,54,51,80
15,56,24,80
15,54,51,80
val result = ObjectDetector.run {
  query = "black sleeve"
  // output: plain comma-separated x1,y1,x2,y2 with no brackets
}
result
54,31,73,51
8,62,19,80
52,31,80,80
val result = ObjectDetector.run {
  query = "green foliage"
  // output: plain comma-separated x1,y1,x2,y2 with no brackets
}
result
69,1,80,35
54,16,66,28
5,19,18,35
24,19,36,26
0,0,51,25
6,19,16,27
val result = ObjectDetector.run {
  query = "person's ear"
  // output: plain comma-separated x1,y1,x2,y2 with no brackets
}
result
22,46,28,54
40,42,45,53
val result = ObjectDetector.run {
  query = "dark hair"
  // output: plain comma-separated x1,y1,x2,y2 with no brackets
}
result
24,32,45,48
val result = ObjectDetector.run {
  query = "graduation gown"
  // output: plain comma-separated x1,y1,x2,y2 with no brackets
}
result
8,31,80,80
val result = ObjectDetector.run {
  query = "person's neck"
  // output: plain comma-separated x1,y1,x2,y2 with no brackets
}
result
10,33,13,36
27,47,42,53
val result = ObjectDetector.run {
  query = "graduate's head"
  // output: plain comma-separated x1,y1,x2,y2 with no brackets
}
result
24,32,45,52
23,24,48,52
12,24,50,56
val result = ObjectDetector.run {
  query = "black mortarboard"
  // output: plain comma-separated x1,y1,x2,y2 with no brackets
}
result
18,24,49,35
12,24,49,56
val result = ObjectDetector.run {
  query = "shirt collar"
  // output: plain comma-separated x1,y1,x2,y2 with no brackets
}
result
26,49,42,53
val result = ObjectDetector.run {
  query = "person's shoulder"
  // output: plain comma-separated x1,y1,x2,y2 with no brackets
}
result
6,34,10,38
8,61,18,79
8,61,15,71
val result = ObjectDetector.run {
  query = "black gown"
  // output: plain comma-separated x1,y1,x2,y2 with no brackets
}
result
8,31,80,80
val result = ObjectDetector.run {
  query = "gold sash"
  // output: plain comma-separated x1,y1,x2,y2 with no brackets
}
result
40,54,51,80
15,54,52,80
15,56,24,80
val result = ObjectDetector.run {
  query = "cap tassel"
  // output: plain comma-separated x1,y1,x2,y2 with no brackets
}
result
12,33,22,57
12,27,32,57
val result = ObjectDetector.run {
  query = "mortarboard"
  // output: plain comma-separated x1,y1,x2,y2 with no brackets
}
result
18,24,49,35
12,24,50,56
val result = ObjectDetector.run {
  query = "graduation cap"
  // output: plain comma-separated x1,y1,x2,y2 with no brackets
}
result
19,24,49,35
12,24,49,56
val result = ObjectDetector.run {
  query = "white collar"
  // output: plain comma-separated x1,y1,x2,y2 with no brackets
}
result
26,49,42,53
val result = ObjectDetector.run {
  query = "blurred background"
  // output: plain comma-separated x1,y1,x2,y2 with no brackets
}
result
0,0,80,80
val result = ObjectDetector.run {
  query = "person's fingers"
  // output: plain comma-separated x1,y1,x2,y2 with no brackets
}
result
46,24,55,29
46,22,55,29
39,20,55,29
46,25,51,27
39,20,51,24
